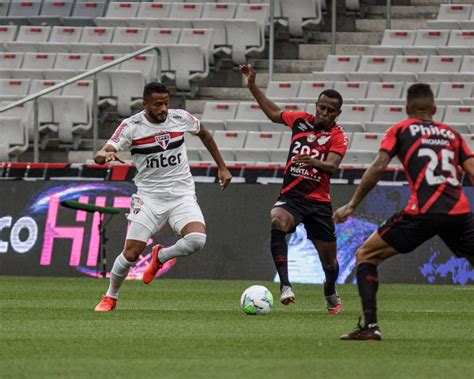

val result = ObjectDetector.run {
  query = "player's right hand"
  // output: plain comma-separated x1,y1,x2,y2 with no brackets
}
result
239,64,256,86
332,204,355,224
105,152,125,164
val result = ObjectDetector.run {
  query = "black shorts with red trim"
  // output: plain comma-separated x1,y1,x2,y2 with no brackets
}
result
378,212,474,258
273,196,336,242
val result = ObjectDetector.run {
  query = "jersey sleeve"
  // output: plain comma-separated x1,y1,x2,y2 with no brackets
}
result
107,121,132,152
281,111,307,130
379,124,400,157
458,134,474,165
182,110,201,135
329,130,348,157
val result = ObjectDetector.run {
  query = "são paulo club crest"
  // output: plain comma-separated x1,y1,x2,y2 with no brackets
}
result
155,133,170,149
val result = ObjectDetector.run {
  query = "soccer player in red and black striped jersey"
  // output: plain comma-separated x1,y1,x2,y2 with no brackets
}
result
334,83,474,340
240,64,348,313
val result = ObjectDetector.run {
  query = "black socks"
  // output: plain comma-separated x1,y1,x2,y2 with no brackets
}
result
357,262,379,327
323,262,339,296
270,229,290,287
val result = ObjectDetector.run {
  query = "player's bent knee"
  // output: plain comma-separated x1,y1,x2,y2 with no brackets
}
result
182,232,207,256
355,246,378,266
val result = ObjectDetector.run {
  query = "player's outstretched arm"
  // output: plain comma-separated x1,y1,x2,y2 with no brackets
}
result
197,125,232,190
94,144,125,165
333,151,391,223
239,64,283,124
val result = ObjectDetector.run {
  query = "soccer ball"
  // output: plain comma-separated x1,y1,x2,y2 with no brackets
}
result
240,285,273,316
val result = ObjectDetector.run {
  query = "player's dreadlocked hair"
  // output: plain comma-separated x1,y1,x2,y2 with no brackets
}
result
407,83,434,103
318,89,343,108
143,82,169,100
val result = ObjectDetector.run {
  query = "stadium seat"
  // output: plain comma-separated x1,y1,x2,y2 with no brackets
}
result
341,150,377,168
0,25,18,43
414,30,450,47
0,0,9,17
348,55,394,82
266,81,300,100
372,104,406,123
0,117,28,161
86,53,120,98
96,2,139,27
339,122,365,134
0,78,30,98
234,148,271,164
143,28,181,72
7,0,42,19
8,25,51,52
244,131,282,149
65,2,106,26
105,27,147,53
169,2,204,18
178,28,214,62
226,19,264,64
365,82,403,103
0,53,24,78
364,122,392,133
324,55,360,75
212,130,246,148
438,82,473,100
62,80,93,109
382,55,428,82
48,25,83,48
120,53,158,82
202,2,236,19
350,132,384,151
235,3,269,30
447,30,474,48
47,95,90,146
137,2,172,20
437,4,472,21
380,30,416,46
279,131,291,148
269,149,288,165
333,81,369,102
199,147,235,164
297,81,334,102
163,44,209,91
29,0,75,26
200,101,238,130
278,0,322,37
338,104,375,123
226,101,268,131
29,79,62,96
417,55,462,82
443,105,474,125
192,19,230,61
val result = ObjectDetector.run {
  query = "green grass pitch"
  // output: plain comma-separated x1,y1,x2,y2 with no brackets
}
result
1,277,473,378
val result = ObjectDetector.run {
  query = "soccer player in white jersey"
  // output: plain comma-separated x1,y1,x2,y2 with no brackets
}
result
94,82,232,311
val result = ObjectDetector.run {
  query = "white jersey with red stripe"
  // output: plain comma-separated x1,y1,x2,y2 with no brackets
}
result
107,109,200,199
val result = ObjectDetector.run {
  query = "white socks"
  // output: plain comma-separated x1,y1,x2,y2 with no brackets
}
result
158,232,207,263
106,253,135,299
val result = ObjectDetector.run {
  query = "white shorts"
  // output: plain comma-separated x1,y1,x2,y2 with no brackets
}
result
127,193,205,238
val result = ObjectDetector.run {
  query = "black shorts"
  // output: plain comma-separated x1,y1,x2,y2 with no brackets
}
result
273,196,336,242
378,212,474,258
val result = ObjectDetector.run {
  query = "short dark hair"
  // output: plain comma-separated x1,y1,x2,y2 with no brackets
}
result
143,82,169,100
407,83,434,103
318,89,343,108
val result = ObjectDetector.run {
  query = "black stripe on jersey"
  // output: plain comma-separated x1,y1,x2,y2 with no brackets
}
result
130,139,184,155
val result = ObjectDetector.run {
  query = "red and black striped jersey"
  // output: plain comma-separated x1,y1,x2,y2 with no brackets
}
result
280,111,348,203
380,118,474,215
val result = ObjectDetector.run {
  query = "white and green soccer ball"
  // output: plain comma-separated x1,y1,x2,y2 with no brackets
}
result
240,285,273,316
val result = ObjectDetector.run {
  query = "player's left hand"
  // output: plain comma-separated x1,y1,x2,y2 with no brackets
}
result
291,154,316,168
217,167,232,190
332,204,355,223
